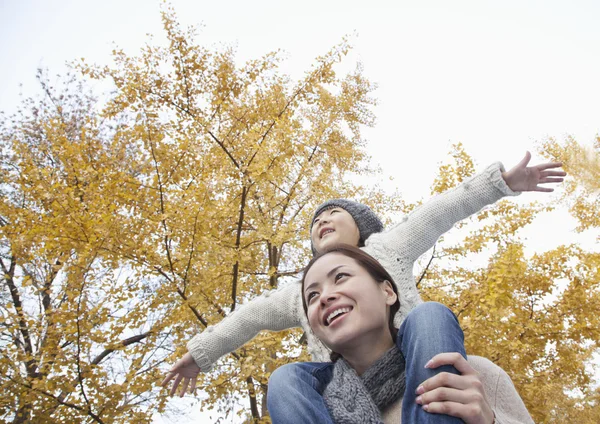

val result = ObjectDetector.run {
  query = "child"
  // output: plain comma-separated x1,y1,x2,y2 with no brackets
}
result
161,152,564,399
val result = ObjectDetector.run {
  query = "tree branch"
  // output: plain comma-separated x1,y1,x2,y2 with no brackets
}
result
246,63,326,169
182,212,199,294
142,90,240,169
2,255,38,378
246,376,260,420
416,245,436,288
230,185,248,311
145,117,176,283
92,332,151,365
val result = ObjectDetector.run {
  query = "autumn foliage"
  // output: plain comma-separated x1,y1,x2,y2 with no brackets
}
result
0,7,391,423
415,143,600,423
1,7,599,424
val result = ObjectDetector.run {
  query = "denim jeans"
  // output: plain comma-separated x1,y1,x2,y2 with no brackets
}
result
267,302,466,423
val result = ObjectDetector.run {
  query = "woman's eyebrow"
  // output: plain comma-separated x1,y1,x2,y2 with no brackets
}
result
304,265,345,295
326,265,345,279
304,281,320,294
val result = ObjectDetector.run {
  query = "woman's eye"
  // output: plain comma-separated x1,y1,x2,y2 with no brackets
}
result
335,272,348,282
313,218,320,224
307,292,318,302
330,209,339,214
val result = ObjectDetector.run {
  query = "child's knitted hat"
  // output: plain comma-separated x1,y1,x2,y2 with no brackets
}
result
310,199,384,255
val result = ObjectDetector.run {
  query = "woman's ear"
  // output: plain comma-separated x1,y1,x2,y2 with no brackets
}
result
382,280,398,306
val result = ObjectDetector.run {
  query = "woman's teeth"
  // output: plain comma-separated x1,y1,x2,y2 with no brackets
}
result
326,307,351,325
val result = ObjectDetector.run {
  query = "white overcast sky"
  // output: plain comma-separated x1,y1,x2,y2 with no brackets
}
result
1,1,600,422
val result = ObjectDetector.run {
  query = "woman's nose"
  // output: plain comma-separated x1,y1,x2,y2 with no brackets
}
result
320,292,338,306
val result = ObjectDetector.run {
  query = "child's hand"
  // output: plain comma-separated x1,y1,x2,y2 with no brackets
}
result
161,352,200,397
502,151,566,192
415,352,494,424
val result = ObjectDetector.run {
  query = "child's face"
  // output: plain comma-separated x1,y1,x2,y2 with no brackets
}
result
311,208,360,253
303,252,396,353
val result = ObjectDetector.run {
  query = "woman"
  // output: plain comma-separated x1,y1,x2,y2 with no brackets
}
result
267,244,532,423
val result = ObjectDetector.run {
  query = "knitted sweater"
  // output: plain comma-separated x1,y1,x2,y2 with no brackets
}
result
187,162,518,368
381,355,534,423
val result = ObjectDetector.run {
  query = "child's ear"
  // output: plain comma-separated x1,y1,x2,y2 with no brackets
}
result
382,280,397,306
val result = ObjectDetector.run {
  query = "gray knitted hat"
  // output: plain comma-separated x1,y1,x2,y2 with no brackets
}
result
310,199,384,255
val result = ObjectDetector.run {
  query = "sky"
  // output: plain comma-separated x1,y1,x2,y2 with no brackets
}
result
1,0,600,422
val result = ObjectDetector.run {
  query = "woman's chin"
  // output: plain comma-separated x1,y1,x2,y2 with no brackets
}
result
317,329,356,353
318,324,392,357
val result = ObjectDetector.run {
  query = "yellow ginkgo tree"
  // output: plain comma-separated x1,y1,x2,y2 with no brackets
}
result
415,143,600,423
3,4,598,423
0,7,396,423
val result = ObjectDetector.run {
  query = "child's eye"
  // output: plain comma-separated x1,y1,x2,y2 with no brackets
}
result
313,218,320,224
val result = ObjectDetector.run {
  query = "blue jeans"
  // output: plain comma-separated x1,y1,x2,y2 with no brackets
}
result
267,302,466,423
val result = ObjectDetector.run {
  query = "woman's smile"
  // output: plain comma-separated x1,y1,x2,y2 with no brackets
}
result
324,306,353,327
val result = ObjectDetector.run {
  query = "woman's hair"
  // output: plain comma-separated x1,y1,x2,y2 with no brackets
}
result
300,244,401,360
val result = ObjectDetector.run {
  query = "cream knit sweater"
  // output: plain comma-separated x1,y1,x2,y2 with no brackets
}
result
381,355,534,423
188,162,518,368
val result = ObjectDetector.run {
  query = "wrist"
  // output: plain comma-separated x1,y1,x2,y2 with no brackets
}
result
500,171,514,191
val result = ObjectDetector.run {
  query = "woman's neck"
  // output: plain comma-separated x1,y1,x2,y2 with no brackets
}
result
338,331,395,376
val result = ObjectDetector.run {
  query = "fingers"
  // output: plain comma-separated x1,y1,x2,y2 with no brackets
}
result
422,399,487,422
539,177,564,184
416,385,483,408
536,161,564,171
419,353,494,423
539,169,566,177
534,186,554,192
163,373,197,397
517,151,532,168
426,352,474,375
169,374,183,396
419,371,476,392
179,378,190,398
161,372,176,387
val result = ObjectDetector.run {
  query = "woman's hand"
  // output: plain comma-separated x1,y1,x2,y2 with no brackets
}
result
502,151,566,192
161,352,200,397
415,352,495,424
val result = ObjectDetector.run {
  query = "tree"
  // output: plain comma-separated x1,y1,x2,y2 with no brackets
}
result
4,4,597,422
542,135,600,234
0,7,396,423
415,143,600,423
0,70,171,423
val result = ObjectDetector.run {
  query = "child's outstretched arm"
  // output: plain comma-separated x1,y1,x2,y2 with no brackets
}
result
378,152,564,263
162,280,302,396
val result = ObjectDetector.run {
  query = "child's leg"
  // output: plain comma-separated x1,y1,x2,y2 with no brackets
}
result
398,302,467,423
267,362,334,424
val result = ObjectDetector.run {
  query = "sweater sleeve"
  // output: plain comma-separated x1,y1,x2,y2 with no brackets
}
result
186,280,303,371
372,162,518,263
491,367,534,424
468,356,533,424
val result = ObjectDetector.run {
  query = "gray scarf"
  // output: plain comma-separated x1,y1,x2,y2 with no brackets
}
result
323,346,406,424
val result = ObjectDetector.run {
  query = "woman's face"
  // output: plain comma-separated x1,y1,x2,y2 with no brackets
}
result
303,252,397,353
311,208,361,253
